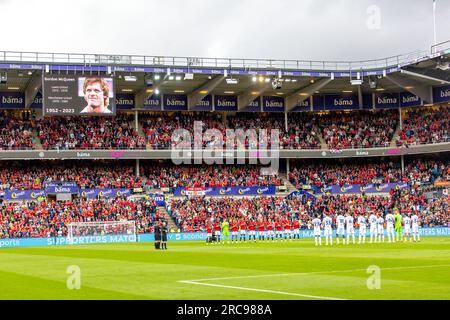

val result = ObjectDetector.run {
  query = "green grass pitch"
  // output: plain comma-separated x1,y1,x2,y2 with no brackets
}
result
0,237,449,300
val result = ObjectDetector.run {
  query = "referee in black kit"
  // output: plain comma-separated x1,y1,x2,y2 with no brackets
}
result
161,221,168,250
154,222,161,250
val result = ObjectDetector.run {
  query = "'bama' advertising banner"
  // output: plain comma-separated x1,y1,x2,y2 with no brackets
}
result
0,92,25,109
192,95,213,111
1,227,450,248
163,94,188,111
324,94,358,110
400,92,422,108
313,182,410,194
242,97,261,112
262,96,285,112
433,85,450,104
173,186,276,197
144,95,162,110
214,95,238,111
374,92,400,109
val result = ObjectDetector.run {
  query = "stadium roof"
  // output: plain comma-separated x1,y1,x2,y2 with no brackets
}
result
0,40,449,110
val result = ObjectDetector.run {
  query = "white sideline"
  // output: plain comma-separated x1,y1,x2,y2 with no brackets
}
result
181,264,450,282
178,280,346,300
178,264,450,300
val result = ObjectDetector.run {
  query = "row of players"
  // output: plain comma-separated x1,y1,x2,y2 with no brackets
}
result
205,212,421,246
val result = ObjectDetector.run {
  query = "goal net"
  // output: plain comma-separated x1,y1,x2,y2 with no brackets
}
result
67,221,137,244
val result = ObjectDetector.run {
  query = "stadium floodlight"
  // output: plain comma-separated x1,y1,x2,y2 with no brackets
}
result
226,78,239,85
155,88,160,95
184,73,194,80
252,76,257,82
67,221,137,245
124,75,137,82
0,72,6,84
350,79,363,85
154,74,161,80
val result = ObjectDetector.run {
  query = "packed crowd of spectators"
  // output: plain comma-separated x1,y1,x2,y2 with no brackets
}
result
143,164,282,189
167,189,449,232
0,197,159,238
0,185,448,239
316,110,398,149
396,107,450,146
1,107,449,150
288,158,449,188
36,115,146,150
0,161,145,191
0,112,35,150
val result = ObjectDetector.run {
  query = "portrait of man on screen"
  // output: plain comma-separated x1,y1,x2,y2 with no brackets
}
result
80,77,113,114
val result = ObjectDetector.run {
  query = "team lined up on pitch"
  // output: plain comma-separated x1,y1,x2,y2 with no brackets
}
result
205,210,421,245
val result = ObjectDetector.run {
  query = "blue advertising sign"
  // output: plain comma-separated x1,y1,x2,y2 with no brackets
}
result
163,94,188,111
192,95,213,111
400,92,422,107
3,190,46,200
242,96,261,112
30,91,43,109
80,188,132,198
291,98,311,112
374,92,400,109
144,95,162,110
313,182,410,194
214,95,238,111
173,186,276,197
116,94,135,110
363,94,373,109
312,95,325,111
262,96,284,112
433,85,450,104
324,94,358,110
0,92,25,109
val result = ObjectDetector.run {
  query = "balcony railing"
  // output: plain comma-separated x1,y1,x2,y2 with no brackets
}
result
1,41,448,72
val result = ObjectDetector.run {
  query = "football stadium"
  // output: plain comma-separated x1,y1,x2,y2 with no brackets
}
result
0,1,449,304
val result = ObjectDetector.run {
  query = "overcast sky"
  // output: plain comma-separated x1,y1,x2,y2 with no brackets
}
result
1,0,449,61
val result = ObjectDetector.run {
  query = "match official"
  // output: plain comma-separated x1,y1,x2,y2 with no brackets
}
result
154,223,161,250
161,221,168,250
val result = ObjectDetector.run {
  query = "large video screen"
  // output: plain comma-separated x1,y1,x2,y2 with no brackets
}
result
42,75,115,115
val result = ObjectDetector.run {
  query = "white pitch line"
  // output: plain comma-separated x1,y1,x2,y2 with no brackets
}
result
180,264,450,282
178,280,346,300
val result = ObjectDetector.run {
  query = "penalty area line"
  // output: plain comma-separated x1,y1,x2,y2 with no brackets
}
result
178,280,346,300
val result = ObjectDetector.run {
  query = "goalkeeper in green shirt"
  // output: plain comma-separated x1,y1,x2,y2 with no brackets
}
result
394,208,403,242
221,220,230,244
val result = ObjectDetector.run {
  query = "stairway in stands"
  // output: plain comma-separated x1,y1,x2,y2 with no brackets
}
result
314,128,329,149
390,123,402,148
157,206,179,231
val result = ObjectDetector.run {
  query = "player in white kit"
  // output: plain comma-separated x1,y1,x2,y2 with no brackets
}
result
385,212,396,243
312,215,322,246
345,213,355,244
403,213,412,242
411,213,421,242
377,214,385,243
357,214,367,244
336,213,346,244
369,212,378,243
323,214,333,246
